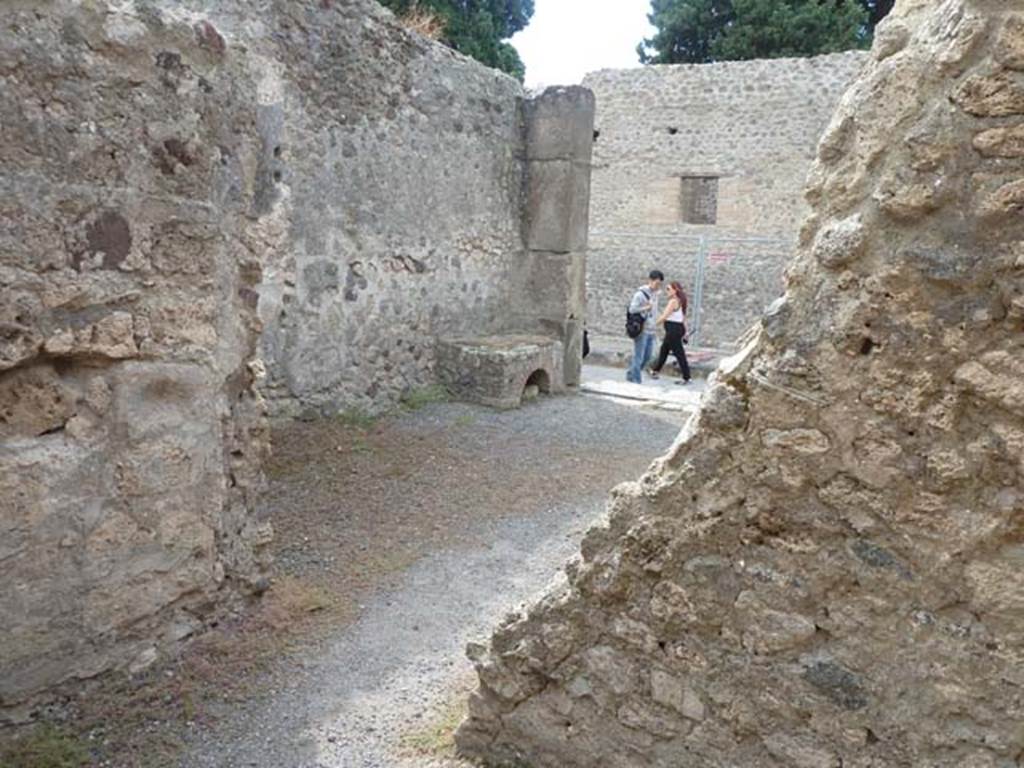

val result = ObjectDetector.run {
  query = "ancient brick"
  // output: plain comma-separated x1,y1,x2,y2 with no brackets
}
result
954,71,1024,117
996,15,1024,70
0,364,76,439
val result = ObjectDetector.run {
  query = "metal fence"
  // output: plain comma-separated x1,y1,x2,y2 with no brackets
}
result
588,230,794,349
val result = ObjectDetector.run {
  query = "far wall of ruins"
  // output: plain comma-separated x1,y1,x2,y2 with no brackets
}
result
584,52,866,348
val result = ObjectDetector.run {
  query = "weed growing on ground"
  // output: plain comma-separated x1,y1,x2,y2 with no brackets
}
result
400,385,449,411
335,408,379,430
399,693,467,757
7,577,352,768
454,413,477,427
0,725,90,768
396,3,446,40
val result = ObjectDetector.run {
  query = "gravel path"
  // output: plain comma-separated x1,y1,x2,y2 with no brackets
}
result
181,393,682,768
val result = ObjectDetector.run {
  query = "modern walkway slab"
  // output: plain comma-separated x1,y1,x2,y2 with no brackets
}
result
580,363,707,412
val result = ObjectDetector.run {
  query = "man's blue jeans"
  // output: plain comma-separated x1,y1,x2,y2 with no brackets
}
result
627,332,655,383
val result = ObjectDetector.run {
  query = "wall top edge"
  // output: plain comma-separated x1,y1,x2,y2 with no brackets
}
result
582,49,869,84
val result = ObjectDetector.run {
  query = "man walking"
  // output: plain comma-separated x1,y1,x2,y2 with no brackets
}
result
626,269,663,384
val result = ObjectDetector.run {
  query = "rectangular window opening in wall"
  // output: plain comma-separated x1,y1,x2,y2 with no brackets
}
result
679,176,719,225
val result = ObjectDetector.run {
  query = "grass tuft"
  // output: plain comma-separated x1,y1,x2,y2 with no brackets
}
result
397,3,447,40
400,695,467,758
335,408,379,430
400,385,449,412
0,724,90,768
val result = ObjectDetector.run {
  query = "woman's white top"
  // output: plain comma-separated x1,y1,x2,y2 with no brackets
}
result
667,301,685,323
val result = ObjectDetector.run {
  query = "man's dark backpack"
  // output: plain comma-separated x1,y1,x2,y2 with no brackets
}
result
625,289,650,339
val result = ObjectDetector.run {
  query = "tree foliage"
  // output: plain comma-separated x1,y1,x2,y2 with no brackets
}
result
379,0,533,81
638,0,893,65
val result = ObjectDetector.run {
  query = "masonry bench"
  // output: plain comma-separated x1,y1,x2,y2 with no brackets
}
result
436,335,565,409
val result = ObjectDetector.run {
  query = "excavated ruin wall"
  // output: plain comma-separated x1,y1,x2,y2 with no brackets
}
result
459,1,1024,765
249,1,532,416
583,53,866,348
0,0,281,715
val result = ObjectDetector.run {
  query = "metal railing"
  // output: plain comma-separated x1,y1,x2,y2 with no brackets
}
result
589,230,794,348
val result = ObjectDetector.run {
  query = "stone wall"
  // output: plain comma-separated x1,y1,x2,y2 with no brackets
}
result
252,16,593,415
0,0,273,715
583,52,865,347
459,1,1024,765
254,5,526,416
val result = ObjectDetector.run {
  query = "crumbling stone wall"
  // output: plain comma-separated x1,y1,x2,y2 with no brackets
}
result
459,1,1024,765
0,0,274,716
583,53,865,347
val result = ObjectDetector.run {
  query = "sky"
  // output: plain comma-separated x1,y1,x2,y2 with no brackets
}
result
510,0,656,89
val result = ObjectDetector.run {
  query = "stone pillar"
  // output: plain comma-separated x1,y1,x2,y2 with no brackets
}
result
522,87,595,387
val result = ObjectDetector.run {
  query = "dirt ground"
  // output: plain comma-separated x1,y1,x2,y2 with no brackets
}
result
0,392,683,768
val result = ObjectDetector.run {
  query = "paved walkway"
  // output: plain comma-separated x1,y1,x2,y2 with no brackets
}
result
580,363,707,412
584,333,728,374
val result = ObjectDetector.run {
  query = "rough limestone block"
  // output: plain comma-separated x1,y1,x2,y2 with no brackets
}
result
525,86,596,162
0,364,77,439
436,335,564,409
560,318,585,388
519,251,587,322
997,14,1024,70
525,160,591,254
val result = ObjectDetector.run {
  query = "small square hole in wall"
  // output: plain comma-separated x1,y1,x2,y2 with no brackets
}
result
679,176,718,225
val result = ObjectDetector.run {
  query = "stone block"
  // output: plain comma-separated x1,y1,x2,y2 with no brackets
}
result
0,364,77,439
436,335,564,409
974,125,1024,158
954,71,1024,117
997,14,1024,70
812,214,865,268
525,160,591,253
561,318,584,387
525,86,596,162
519,251,587,322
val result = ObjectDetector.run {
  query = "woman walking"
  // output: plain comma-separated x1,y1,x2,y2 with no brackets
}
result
649,281,691,384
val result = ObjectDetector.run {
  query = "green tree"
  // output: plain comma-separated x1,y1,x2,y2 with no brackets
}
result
379,0,533,81
637,0,735,65
638,0,881,65
714,0,867,60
